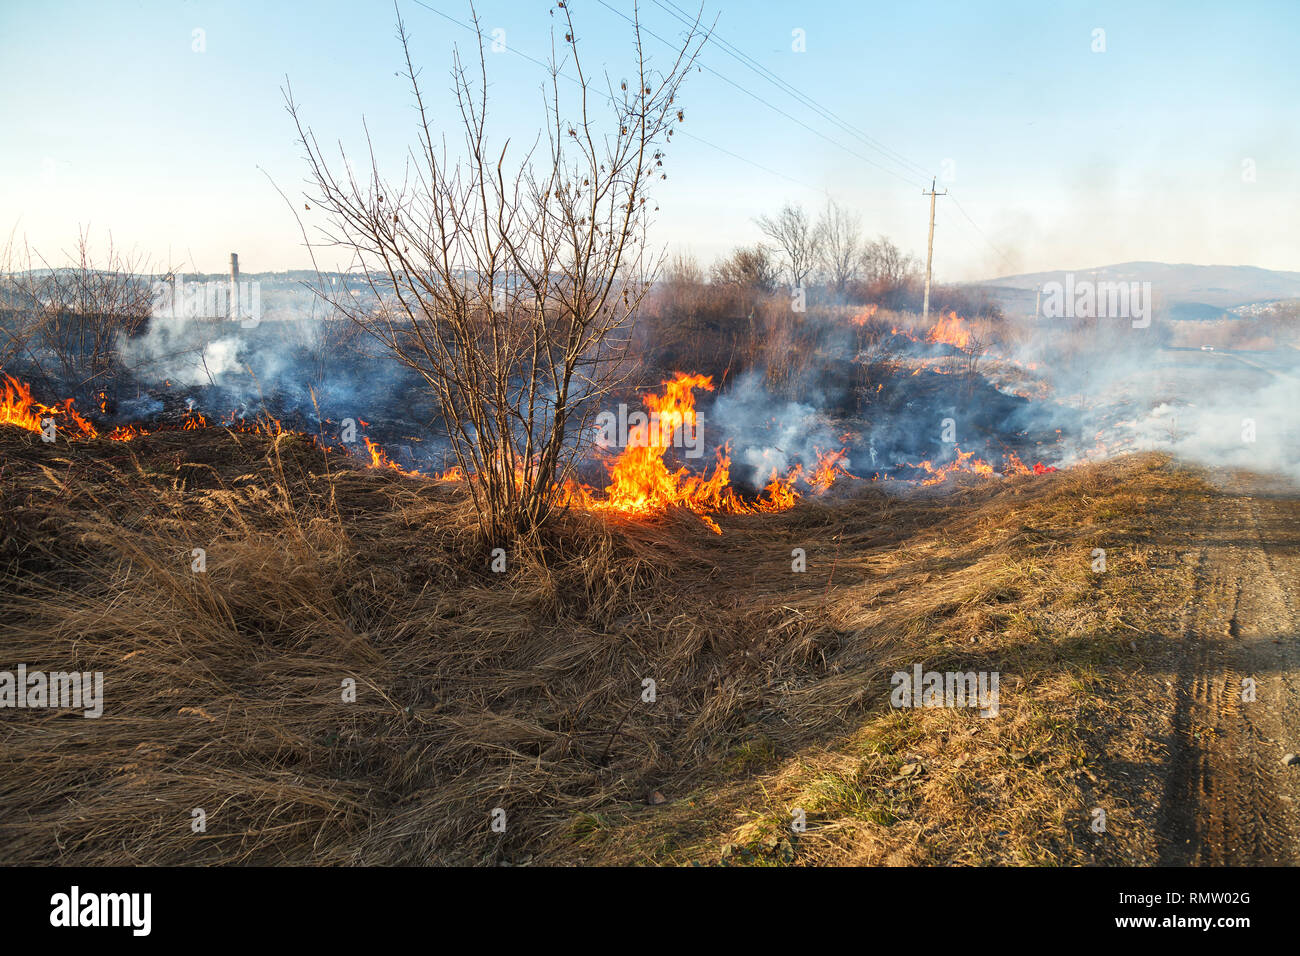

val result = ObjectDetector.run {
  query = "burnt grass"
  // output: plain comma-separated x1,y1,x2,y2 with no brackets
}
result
5,304,1077,488
0,407,1214,865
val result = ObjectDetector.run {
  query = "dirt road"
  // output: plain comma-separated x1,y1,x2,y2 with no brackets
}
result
1157,471,1300,864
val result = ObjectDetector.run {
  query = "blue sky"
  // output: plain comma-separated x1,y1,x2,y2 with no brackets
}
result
1,0,1296,280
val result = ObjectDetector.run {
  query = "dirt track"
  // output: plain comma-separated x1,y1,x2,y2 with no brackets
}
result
1157,472,1300,864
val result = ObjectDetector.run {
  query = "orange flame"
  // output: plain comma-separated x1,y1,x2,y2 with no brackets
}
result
565,374,855,532
1,375,47,434
598,372,717,514
904,446,995,485
1002,451,1057,476
850,304,879,327
104,424,148,441
805,447,859,492
927,311,971,349
364,436,421,477
1,375,97,439
225,411,284,437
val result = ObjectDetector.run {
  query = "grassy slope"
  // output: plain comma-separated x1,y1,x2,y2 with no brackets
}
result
0,422,1206,865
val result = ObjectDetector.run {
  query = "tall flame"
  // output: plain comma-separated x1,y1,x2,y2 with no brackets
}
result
850,304,879,327
566,374,856,532
927,311,971,349
1,375,97,438
1,376,46,434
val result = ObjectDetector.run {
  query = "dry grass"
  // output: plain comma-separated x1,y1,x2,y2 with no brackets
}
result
0,422,1209,865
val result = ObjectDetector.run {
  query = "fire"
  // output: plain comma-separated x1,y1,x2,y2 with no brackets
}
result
1,376,47,434
3,370,1063,536
104,424,148,441
757,468,800,510
927,311,971,349
902,447,1059,485
1,375,97,439
598,372,717,513
363,436,420,477
225,411,285,437
1002,452,1057,476
805,447,858,492
850,304,879,327
902,446,995,485
565,374,854,533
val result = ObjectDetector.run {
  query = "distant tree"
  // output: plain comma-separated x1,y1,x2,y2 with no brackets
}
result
755,203,821,290
860,235,917,287
710,244,779,293
815,199,863,295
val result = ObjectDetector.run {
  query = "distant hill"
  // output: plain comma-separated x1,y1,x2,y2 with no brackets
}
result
976,262,1300,320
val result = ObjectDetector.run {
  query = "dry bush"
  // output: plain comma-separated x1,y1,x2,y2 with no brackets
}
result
288,6,705,540
636,277,838,398
710,244,779,295
0,228,157,394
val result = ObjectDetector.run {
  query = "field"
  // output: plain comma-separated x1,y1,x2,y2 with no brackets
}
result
9,410,1288,865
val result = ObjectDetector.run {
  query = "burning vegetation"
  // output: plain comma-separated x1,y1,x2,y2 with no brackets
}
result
0,402,1227,866
8,0,1260,875
1,341,1061,539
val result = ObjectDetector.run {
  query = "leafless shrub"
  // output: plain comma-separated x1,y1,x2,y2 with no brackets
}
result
0,227,156,393
288,4,705,539
861,234,918,286
710,244,779,295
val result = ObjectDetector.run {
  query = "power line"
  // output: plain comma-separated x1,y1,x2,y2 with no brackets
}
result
639,1,1017,273
636,1,1016,276
947,192,1011,268
406,0,826,194
408,0,1008,274
592,0,930,191
653,0,933,183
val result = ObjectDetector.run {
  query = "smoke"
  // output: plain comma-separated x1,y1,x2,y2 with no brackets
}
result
1069,351,1300,481
60,267,1300,492
118,312,244,386
108,283,442,456
1004,302,1300,483
708,371,850,486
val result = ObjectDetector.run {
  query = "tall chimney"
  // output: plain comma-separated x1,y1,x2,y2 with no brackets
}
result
229,253,240,321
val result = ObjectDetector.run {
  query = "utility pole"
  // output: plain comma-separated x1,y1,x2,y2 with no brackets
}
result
229,253,240,322
921,178,947,322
